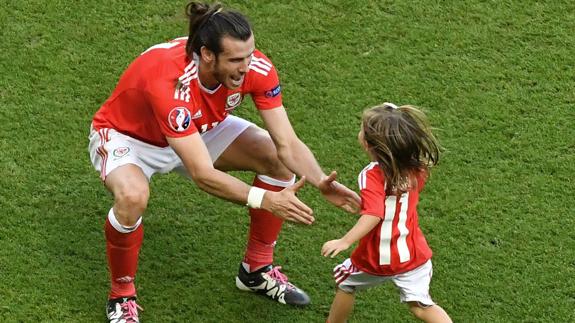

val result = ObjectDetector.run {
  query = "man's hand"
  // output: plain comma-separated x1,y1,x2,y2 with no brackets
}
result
319,171,361,213
261,176,315,225
321,238,351,258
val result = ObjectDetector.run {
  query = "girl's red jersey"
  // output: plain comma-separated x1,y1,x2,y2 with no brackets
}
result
351,162,433,276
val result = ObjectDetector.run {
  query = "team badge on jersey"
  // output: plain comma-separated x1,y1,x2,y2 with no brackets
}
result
113,147,130,158
265,84,281,98
226,92,242,110
168,107,191,132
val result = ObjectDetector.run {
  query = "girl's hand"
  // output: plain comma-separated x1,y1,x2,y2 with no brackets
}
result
318,171,361,214
321,239,351,258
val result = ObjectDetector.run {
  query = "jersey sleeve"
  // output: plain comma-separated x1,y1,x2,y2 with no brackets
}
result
358,166,387,219
146,60,198,138
246,51,283,110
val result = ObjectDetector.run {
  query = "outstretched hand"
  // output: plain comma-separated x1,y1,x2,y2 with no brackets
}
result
321,239,351,258
261,176,315,225
319,171,361,213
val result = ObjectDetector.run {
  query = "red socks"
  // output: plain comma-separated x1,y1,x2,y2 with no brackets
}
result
104,174,295,296
243,175,295,272
105,209,143,299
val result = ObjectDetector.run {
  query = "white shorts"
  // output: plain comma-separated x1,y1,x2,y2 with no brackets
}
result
334,259,435,306
88,115,254,180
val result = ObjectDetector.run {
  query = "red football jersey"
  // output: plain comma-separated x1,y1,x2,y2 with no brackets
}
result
351,162,433,276
92,37,283,147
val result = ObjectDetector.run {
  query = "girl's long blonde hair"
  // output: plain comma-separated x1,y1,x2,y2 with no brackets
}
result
361,103,440,193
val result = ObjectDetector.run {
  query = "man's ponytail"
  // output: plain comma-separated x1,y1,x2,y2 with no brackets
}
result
184,2,251,59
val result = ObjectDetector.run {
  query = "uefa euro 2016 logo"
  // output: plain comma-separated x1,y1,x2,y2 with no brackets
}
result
168,107,191,132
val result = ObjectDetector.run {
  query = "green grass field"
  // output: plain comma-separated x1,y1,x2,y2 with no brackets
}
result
1,0,574,321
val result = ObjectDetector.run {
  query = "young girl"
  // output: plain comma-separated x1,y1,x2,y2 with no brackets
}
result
322,103,452,323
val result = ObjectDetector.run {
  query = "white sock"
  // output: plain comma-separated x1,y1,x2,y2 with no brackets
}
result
256,174,296,187
108,208,142,233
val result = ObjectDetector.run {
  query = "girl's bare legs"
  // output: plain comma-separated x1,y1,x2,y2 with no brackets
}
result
327,289,356,323
408,302,452,323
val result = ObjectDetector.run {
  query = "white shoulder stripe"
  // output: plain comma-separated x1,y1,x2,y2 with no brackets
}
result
251,56,272,68
174,80,195,103
249,65,269,76
184,60,196,73
358,162,378,190
180,75,197,86
173,86,191,102
180,69,197,84
249,60,271,72
174,61,197,102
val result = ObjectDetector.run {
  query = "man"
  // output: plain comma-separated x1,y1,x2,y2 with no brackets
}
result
89,2,360,322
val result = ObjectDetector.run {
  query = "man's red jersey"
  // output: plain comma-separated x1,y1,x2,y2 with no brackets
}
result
92,37,283,147
351,162,433,276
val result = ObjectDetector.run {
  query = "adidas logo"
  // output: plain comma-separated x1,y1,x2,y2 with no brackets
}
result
115,276,134,283
192,110,202,119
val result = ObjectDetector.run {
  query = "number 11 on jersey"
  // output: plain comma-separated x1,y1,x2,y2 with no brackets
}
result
379,193,411,265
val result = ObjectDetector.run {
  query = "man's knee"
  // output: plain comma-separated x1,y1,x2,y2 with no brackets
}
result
113,185,149,224
116,186,149,209
105,165,150,225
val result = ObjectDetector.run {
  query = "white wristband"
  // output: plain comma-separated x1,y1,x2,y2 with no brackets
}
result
246,187,267,209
